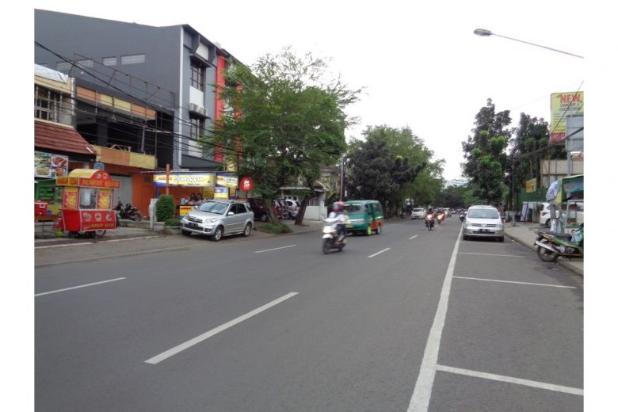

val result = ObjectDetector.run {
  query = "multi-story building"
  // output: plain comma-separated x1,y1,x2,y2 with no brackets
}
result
35,9,241,173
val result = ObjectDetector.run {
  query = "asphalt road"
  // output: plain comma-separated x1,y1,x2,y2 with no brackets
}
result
35,217,583,411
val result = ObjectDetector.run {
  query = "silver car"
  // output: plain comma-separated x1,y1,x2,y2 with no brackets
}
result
462,205,504,242
411,208,426,219
181,200,254,241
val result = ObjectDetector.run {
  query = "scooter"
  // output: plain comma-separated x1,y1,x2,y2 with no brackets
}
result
322,217,347,254
115,202,143,221
459,212,466,222
425,213,435,231
436,211,445,224
535,224,583,262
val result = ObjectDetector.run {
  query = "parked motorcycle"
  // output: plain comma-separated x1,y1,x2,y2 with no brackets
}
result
425,213,435,231
535,224,583,263
322,217,347,254
115,201,143,221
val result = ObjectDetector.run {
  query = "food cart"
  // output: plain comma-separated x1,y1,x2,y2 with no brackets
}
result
56,169,120,237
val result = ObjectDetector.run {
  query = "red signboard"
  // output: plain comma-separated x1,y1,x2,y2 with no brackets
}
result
239,177,254,192
80,210,117,231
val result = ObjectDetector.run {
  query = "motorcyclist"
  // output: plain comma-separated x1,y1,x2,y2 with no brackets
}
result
328,201,347,241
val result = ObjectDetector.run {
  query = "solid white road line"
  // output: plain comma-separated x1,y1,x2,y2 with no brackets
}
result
459,252,525,258
454,276,576,289
409,235,419,240
104,236,161,243
368,248,391,258
407,224,463,412
254,244,297,254
436,364,584,396
145,292,299,365
35,277,126,297
35,242,93,249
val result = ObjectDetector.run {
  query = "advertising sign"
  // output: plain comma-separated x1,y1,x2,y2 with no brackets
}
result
214,186,229,199
216,174,238,188
35,151,68,178
550,91,584,144
80,210,117,231
525,179,537,193
239,177,254,192
153,173,215,187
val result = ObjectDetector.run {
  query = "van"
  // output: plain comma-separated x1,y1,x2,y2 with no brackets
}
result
344,200,385,235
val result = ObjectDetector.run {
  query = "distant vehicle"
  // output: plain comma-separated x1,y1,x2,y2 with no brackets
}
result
539,202,552,228
411,208,426,219
462,205,504,242
344,200,384,235
247,198,270,222
181,200,254,241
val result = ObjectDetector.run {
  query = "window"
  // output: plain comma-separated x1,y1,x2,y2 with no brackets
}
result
188,115,205,157
120,54,145,65
79,188,97,209
235,204,247,214
35,85,63,123
56,62,71,72
77,59,94,68
191,61,205,90
102,57,117,66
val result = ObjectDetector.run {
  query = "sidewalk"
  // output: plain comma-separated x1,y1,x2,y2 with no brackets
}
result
35,226,159,247
504,222,583,276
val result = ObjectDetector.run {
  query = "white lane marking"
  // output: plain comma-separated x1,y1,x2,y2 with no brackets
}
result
35,242,93,249
454,276,576,289
436,364,584,396
145,292,299,365
409,235,419,240
459,252,525,258
104,236,161,243
407,224,463,412
35,277,126,297
368,248,391,258
254,244,297,254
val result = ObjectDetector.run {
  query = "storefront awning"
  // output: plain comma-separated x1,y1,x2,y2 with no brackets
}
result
35,120,96,156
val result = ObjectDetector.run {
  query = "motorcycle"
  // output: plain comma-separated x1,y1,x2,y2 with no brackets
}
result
535,224,583,263
425,213,435,231
115,201,143,221
322,217,347,254
459,212,466,222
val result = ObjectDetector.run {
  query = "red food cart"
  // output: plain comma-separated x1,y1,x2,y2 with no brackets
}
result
56,169,120,238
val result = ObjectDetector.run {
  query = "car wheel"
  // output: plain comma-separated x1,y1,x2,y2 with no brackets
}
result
463,235,468,240
243,223,252,237
181,229,191,236
212,226,223,241
498,236,504,242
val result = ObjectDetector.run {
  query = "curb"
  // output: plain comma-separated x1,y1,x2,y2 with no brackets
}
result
505,232,583,277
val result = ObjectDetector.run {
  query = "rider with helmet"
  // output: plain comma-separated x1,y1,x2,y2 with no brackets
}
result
328,201,347,241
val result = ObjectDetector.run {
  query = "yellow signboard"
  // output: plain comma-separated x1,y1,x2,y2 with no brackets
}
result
525,178,537,193
153,173,215,187
550,91,584,144
216,175,238,188
179,205,193,216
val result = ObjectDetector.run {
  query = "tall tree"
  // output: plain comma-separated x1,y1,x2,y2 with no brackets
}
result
462,99,511,205
212,49,360,224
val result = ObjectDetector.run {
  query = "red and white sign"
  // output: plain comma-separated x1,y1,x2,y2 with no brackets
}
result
239,177,254,192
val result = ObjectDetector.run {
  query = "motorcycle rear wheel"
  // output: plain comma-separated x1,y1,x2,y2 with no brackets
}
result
537,245,559,262
322,239,332,255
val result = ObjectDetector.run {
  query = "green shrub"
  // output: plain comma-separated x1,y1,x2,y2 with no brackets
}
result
258,222,292,234
156,195,176,222
164,217,180,227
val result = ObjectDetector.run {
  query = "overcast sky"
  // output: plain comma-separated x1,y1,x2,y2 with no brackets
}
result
32,0,585,180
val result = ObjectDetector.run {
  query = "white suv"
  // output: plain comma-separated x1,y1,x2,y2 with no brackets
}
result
411,208,426,219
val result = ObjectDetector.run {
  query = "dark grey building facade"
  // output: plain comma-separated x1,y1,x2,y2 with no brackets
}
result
35,9,235,170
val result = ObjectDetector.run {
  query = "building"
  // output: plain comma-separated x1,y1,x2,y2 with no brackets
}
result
34,64,96,216
35,9,241,175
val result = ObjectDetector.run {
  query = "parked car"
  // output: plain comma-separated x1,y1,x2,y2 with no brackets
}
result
462,205,504,242
180,200,254,241
247,198,270,222
411,207,426,219
279,198,300,219
539,202,552,228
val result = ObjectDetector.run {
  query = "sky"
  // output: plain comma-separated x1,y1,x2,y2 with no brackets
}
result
30,0,586,180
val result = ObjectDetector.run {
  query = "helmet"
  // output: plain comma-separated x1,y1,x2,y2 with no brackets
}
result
333,201,345,212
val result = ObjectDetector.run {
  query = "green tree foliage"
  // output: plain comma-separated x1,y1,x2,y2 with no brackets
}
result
212,49,359,224
462,99,510,205
345,126,440,216
156,195,175,222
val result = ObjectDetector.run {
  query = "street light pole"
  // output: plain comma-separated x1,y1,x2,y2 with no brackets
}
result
473,28,584,59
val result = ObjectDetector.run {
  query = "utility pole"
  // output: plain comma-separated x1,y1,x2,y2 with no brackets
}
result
339,156,345,202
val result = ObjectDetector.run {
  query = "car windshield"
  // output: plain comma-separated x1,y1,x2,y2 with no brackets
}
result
199,201,228,214
413,208,424,212
345,204,362,212
468,208,500,219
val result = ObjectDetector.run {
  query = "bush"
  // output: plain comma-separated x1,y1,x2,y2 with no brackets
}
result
258,222,292,234
156,195,176,222
164,217,180,227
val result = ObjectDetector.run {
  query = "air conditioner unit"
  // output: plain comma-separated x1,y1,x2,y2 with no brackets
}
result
189,103,208,118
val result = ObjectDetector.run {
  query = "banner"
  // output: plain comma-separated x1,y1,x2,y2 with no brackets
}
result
525,179,537,193
35,151,68,178
153,173,215,187
216,174,238,188
214,186,229,199
550,91,584,144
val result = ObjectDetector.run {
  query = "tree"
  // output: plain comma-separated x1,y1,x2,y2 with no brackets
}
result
345,126,434,216
462,99,511,205
212,49,360,224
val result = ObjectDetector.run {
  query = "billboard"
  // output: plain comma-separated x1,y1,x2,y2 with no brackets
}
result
550,91,584,144
35,151,68,178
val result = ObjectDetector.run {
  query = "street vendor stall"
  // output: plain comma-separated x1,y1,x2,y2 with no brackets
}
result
56,169,120,237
